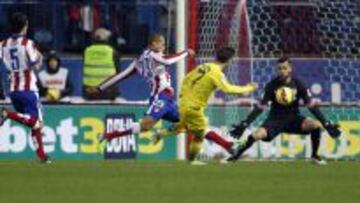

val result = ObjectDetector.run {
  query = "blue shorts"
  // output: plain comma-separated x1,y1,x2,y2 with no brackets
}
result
146,92,179,123
10,91,43,120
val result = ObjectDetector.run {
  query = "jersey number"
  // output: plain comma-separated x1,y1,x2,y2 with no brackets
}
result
10,48,19,70
191,65,210,87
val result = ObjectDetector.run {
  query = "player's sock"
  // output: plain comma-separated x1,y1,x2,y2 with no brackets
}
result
104,129,132,140
310,128,321,157
104,122,141,141
228,135,255,161
205,131,233,153
31,128,47,161
189,139,203,161
6,111,37,128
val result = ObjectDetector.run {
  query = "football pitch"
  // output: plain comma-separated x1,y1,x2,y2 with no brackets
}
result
0,160,359,203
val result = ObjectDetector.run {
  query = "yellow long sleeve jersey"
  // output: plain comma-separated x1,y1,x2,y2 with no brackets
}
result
180,62,256,108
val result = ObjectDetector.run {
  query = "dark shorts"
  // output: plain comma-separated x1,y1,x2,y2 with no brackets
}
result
260,115,307,142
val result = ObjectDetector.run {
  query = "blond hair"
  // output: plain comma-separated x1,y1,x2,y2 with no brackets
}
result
148,33,164,45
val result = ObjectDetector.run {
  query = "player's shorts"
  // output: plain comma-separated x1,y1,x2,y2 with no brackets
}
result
260,114,307,142
146,92,179,123
178,104,207,136
10,91,43,121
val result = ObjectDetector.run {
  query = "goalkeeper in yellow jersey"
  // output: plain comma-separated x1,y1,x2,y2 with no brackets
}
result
178,47,257,165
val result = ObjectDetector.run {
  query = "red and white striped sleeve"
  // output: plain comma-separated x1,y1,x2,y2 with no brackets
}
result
99,59,138,91
25,40,42,66
150,50,189,66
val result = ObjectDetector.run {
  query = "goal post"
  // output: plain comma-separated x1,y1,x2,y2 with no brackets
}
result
176,0,254,160
176,0,187,160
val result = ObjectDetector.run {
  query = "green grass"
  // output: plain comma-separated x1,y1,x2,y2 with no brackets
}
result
0,160,359,203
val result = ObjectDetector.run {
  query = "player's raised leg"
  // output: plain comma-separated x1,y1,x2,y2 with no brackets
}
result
5,92,49,163
2,108,39,128
101,92,176,142
181,106,243,164
1,107,47,163
227,127,267,161
204,130,241,154
101,116,151,142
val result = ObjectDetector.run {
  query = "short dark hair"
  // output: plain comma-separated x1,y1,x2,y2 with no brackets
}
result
10,12,28,33
277,56,291,64
215,47,235,63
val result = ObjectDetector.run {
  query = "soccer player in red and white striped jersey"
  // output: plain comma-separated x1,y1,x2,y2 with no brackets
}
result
0,12,49,163
98,35,191,98
88,34,195,141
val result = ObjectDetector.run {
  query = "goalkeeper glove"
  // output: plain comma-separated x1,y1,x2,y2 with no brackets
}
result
324,121,341,138
229,121,249,139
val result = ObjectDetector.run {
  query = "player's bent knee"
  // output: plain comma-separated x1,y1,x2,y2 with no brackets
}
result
314,121,323,129
310,121,322,129
141,117,157,131
302,119,322,131
252,128,267,140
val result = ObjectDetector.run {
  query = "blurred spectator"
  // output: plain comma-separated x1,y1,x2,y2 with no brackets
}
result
66,4,81,48
82,27,119,100
37,51,72,102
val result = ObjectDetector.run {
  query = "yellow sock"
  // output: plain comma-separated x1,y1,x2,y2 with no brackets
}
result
189,139,203,161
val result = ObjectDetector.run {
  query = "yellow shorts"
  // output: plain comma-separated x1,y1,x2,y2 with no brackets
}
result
179,105,208,136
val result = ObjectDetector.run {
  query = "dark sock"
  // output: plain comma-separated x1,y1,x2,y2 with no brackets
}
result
310,128,321,158
229,135,255,160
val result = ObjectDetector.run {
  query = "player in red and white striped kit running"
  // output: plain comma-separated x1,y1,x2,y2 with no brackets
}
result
88,34,195,141
0,12,50,163
89,34,243,156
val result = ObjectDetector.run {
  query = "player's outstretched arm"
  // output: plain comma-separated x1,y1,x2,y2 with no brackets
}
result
151,49,195,66
307,103,341,138
213,72,257,94
86,59,137,95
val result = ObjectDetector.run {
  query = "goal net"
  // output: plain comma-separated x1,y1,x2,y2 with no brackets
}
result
188,0,360,160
